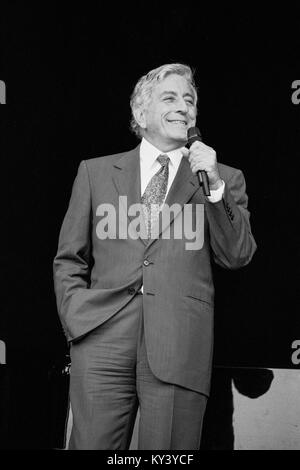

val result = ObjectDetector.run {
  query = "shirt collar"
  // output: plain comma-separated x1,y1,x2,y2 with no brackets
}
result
140,137,183,170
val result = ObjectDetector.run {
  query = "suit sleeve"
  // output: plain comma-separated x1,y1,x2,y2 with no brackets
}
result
206,169,257,269
53,160,92,337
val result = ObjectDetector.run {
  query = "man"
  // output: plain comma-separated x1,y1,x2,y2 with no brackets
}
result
53,63,257,450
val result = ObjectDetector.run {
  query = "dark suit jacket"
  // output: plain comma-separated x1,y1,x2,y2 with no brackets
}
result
53,145,257,395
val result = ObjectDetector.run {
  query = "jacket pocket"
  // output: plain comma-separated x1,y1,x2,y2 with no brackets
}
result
184,294,213,306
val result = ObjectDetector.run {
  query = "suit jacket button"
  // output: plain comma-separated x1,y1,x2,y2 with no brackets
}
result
128,287,135,295
143,260,150,266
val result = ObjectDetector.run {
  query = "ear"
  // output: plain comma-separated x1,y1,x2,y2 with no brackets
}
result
133,106,147,130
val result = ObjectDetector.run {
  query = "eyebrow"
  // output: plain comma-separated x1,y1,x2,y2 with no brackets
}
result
160,90,195,101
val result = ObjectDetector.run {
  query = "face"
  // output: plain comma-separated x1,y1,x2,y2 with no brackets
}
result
137,74,197,151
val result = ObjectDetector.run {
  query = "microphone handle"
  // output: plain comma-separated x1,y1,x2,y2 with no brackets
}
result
198,170,211,197
187,131,211,196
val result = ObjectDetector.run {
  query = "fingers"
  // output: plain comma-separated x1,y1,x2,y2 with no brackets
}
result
181,141,217,176
189,151,211,168
190,162,206,174
189,140,213,156
188,142,218,175
189,142,215,163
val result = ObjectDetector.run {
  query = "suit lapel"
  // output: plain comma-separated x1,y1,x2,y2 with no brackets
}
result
112,145,148,246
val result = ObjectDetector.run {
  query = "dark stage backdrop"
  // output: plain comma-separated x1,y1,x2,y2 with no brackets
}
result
1,4,299,371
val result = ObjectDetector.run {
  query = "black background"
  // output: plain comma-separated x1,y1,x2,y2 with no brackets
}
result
1,3,299,371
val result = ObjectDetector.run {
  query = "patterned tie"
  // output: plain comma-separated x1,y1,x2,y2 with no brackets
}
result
141,154,170,239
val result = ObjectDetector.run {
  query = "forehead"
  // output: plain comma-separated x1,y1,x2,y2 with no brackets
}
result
153,73,195,97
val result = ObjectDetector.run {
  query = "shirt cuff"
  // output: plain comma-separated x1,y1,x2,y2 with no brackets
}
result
206,180,225,203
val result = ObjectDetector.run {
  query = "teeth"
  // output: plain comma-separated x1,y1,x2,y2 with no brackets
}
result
169,120,186,125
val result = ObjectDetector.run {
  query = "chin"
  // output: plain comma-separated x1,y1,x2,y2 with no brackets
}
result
168,139,187,150
168,130,187,140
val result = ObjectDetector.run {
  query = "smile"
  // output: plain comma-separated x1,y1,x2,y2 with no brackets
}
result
167,120,187,126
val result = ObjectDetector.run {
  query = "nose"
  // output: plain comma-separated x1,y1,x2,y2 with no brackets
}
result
176,97,188,114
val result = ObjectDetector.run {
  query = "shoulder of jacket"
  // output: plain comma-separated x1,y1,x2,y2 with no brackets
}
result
217,162,243,182
83,147,138,170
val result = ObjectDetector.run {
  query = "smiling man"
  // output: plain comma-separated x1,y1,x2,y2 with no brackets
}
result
53,63,257,450
133,73,196,149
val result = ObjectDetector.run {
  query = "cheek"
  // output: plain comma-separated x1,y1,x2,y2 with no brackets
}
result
145,112,157,130
189,108,197,120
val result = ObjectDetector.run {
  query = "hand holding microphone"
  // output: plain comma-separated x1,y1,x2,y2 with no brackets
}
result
182,127,222,196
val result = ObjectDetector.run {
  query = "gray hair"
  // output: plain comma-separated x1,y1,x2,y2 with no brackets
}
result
130,63,198,138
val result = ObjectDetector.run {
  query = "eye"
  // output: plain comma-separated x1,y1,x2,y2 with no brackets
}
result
164,96,175,102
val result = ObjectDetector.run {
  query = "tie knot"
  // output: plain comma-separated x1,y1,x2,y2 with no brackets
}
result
157,154,170,168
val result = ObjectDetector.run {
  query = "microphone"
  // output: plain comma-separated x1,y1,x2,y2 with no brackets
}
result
187,127,211,196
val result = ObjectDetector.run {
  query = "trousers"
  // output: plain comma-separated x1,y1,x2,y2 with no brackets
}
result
68,292,207,450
